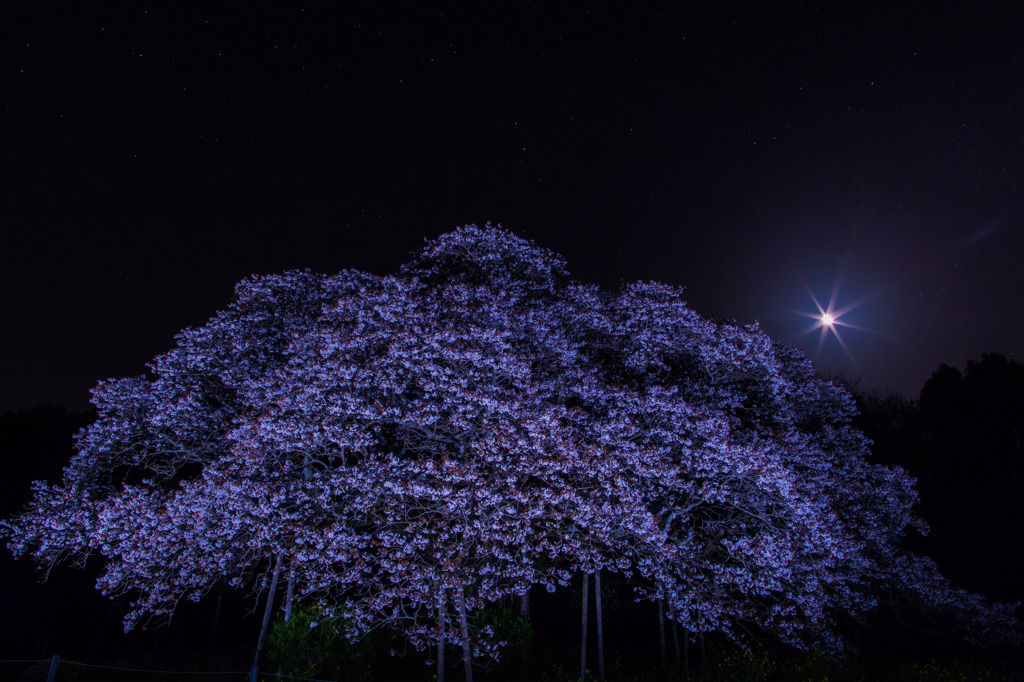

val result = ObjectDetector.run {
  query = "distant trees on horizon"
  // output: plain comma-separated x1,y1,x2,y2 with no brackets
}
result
855,351,1024,607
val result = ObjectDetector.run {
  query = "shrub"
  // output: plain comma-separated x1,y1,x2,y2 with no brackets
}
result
267,604,370,680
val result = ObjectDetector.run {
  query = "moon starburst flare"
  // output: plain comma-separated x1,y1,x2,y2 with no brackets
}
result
791,277,872,370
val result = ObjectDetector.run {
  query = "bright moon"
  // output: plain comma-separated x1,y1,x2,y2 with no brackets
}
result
792,276,873,372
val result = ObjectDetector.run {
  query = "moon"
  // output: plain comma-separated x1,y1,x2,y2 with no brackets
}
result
790,276,873,371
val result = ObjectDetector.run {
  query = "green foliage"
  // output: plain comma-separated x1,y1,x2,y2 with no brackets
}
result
267,603,370,680
894,658,1007,682
686,643,1018,682
472,606,534,658
707,644,777,682
536,662,572,682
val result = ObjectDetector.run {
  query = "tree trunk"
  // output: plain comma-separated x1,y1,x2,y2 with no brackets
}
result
683,628,689,676
251,556,282,676
210,594,222,654
437,605,446,682
284,570,295,621
459,586,473,682
580,572,589,681
671,619,680,667
657,599,666,670
595,570,604,681
519,586,531,664
276,570,295,679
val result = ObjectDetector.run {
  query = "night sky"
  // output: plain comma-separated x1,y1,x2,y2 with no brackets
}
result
3,3,1022,413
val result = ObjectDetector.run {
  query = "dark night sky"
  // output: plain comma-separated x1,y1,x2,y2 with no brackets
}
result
3,3,1022,413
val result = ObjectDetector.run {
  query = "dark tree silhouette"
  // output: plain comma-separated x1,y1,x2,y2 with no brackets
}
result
917,353,1024,602
852,353,1024,652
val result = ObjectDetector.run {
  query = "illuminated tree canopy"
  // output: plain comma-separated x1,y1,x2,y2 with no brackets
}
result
2,224,1017,657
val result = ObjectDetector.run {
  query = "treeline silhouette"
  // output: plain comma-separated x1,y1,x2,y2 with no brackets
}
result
854,352,1024,605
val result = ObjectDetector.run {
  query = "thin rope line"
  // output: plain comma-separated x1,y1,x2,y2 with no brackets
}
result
1,657,338,681
61,659,248,675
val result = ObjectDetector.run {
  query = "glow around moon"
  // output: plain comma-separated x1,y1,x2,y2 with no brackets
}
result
792,277,871,369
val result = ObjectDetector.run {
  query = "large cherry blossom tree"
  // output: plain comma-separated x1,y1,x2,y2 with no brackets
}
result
3,224,1017,671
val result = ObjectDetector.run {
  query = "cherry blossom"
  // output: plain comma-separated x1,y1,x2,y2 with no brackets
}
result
3,224,1016,661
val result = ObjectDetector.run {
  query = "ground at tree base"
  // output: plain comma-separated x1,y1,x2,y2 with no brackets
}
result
8,639,1023,682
